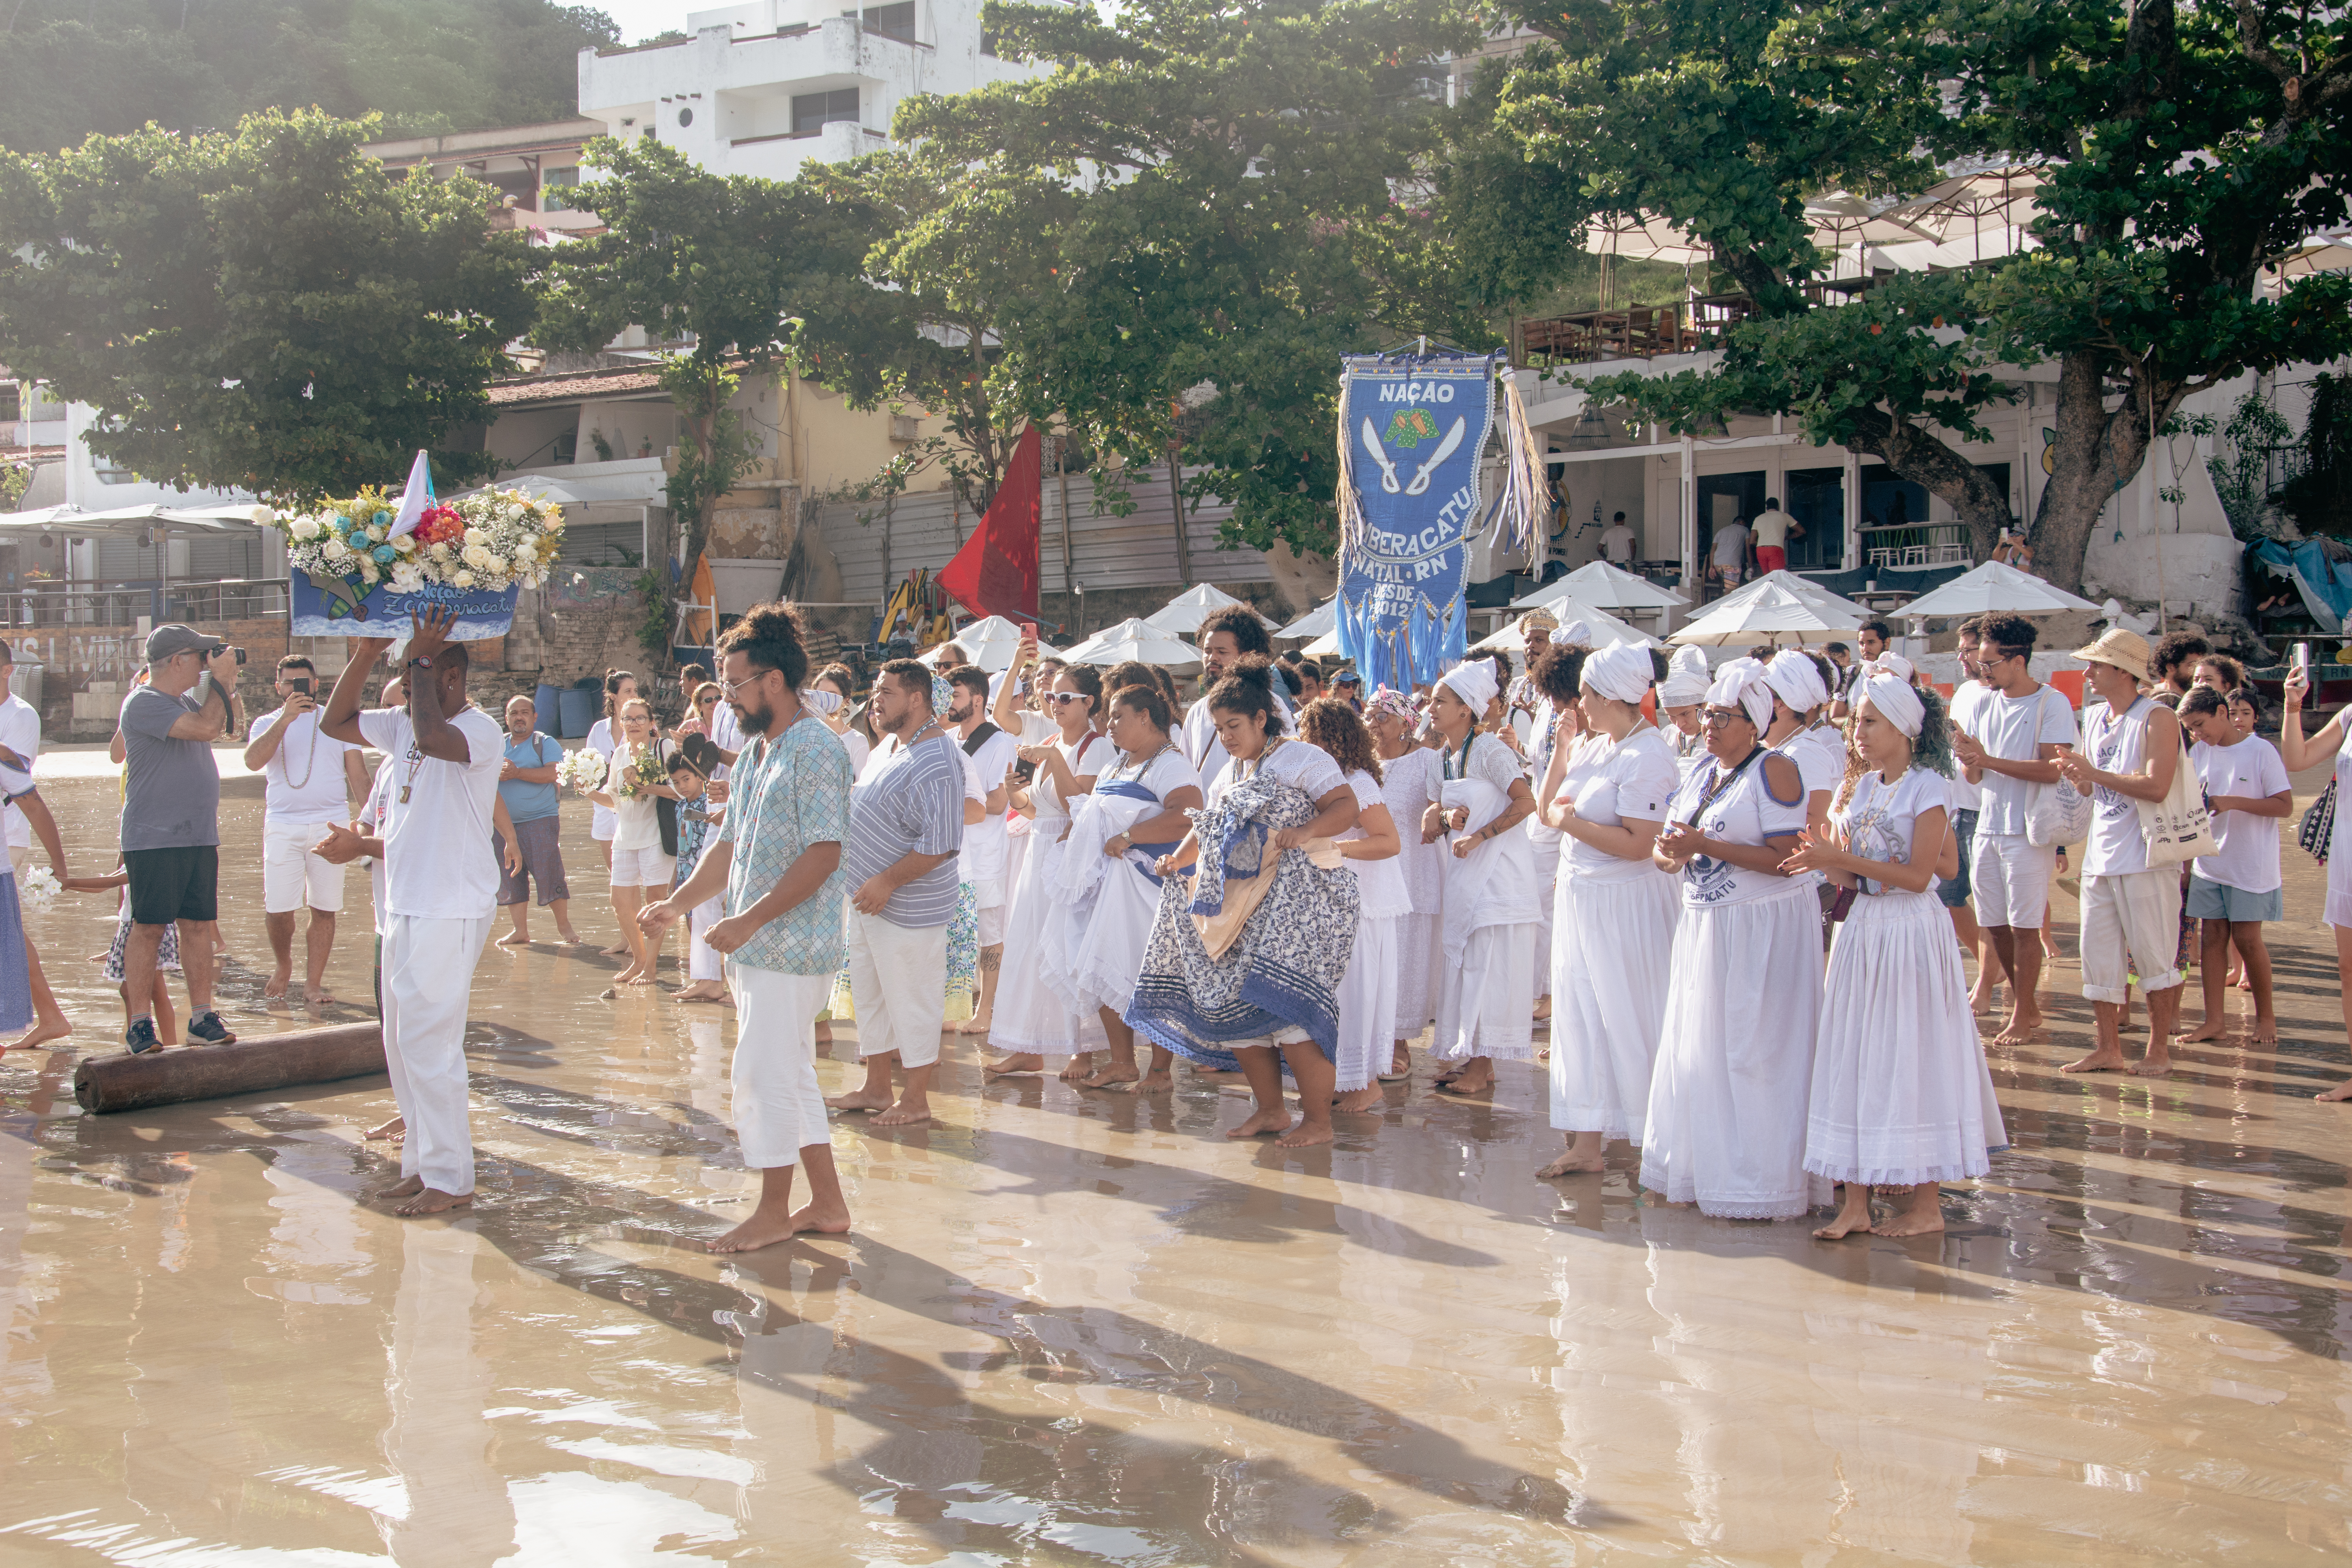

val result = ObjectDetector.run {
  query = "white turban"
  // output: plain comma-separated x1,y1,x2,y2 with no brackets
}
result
1862,652,1915,684
1660,644,1711,707
1706,656,1776,733
1858,671,1925,737
1764,649,1829,715
1437,657,1500,716
800,686,844,717
1582,642,1653,704
1550,619,1594,649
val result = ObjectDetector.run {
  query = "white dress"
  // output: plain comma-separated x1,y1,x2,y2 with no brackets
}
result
2329,724,2352,929
586,717,619,842
1431,734,1543,1063
1547,727,1682,1141
1640,748,1826,1218
1524,701,1565,1003
987,730,1117,1056
1332,769,1412,1092
1065,746,1203,1020
1804,766,2009,1186
1380,746,1446,1037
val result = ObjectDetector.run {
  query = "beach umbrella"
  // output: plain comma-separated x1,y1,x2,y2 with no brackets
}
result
1142,582,1277,636
1472,599,1663,653
1275,596,1337,641
1513,559,1687,612
939,613,1062,671
0,504,86,528
1884,164,2052,263
1707,568,1874,622
1303,628,1342,657
1064,616,1202,670
1891,561,2100,619
1584,212,1711,267
1670,582,1861,648
1802,191,1942,254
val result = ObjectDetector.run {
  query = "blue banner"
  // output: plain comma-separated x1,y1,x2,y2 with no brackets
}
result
1336,353,1501,693
290,570,519,641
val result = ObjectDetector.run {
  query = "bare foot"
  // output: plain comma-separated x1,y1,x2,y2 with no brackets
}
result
1056,1053,1100,1082
1109,1071,1174,1094
1334,1085,1386,1114
1532,997,1552,1023
554,928,583,945
2180,1019,2227,1043
263,971,290,1000
985,1053,1044,1076
951,1013,994,1035
671,983,727,1003
377,1175,425,1201
496,930,531,947
1813,1199,1875,1239
2252,1018,2278,1044
1276,1119,1334,1148
1435,1069,1494,1097
1082,1065,1140,1090
7,1018,71,1051
2129,1049,2174,1078
618,971,655,987
2061,1049,2130,1073
394,1187,473,1217
599,942,629,958
825,1090,895,1113
709,1203,852,1251
1227,1104,1292,1138
2318,1082,2352,1102
1990,1010,2045,1046
1537,1149,1608,1178
364,1116,407,1142
871,1101,932,1127
306,987,336,1007
1871,1192,1947,1237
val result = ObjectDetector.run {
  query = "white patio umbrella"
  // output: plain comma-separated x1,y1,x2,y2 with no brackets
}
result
1142,582,1277,636
1885,164,2053,263
1890,561,2100,619
1302,628,1342,657
2262,231,2352,301
1707,569,1874,623
940,613,1063,672
0,504,87,527
1584,212,1711,266
1513,559,1688,611
1472,599,1663,653
1670,582,1860,648
1064,616,1203,670
1275,596,1337,640
1802,191,1942,258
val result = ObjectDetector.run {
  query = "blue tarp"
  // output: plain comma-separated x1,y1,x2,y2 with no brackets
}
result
2252,539,2352,633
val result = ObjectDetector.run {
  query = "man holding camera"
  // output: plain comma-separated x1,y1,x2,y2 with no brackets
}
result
245,655,369,1005
119,624,243,1053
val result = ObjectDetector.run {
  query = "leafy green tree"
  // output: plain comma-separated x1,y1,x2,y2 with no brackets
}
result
1456,0,2352,591
0,107,535,502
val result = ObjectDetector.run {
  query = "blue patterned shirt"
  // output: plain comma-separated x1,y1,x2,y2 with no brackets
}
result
718,715,852,975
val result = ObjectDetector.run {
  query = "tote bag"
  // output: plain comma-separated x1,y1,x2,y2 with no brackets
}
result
2021,686,2091,848
2138,721,2216,866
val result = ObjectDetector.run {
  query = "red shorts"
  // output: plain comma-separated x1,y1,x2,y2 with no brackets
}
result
1756,545,1787,573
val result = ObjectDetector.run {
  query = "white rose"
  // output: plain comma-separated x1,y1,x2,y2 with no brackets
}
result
429,542,452,561
358,557,380,584
509,552,536,575
391,566,424,593
322,536,349,560
463,526,486,546
290,517,320,541
367,524,386,543
454,569,475,588
250,505,276,527
461,543,494,570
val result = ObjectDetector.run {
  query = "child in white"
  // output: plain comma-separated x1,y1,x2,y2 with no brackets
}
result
2179,686,2292,1044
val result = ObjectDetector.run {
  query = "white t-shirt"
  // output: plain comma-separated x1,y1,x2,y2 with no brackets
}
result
608,737,672,854
356,706,507,921
0,692,38,851
1600,523,1637,564
1207,733,1346,809
1749,508,1797,549
1834,764,1948,901
1668,750,1808,907
709,702,743,756
249,703,361,824
586,717,619,839
1557,726,1680,885
1964,683,2078,834
956,723,1021,899
1711,522,1750,568
2082,696,2164,878
1183,687,1295,795
2191,734,2289,894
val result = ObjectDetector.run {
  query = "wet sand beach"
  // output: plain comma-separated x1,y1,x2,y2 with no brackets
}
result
4,753,2350,1563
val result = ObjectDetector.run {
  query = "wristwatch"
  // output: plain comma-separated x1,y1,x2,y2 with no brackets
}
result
409,655,434,670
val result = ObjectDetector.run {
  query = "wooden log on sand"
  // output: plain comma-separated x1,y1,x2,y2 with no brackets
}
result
73,1022,387,1114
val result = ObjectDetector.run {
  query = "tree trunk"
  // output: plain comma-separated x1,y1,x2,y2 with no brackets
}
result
1842,407,2016,562
2028,351,2180,596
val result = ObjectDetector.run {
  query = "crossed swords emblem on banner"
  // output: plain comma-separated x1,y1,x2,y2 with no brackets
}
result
1359,415,1466,496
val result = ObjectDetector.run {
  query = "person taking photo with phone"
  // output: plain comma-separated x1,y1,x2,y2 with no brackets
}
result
244,655,369,1006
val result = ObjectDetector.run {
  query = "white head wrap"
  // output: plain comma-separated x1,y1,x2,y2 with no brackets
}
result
800,686,844,717
1549,619,1594,649
1437,657,1500,716
1858,671,1925,737
1660,644,1711,708
1861,651,1915,684
1764,649,1830,715
1582,642,1652,705
1706,656,1776,733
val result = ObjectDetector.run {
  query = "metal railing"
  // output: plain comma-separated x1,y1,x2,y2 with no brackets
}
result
0,577,287,628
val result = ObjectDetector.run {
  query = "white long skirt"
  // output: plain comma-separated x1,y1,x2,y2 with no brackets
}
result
1432,920,1540,1062
1548,869,1680,1140
1333,915,1399,1091
1393,912,1439,1039
1070,860,1159,1020
1805,890,2008,1185
1530,829,1561,1002
987,832,1104,1058
1640,884,1827,1218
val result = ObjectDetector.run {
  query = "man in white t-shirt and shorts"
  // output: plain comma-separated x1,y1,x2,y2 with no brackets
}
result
1951,612,2077,1045
944,663,1016,1031
245,654,370,1005
321,609,506,1217
1600,512,1637,566
1749,496,1802,574
1710,517,1751,590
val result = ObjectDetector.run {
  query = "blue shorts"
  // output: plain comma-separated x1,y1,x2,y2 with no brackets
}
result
2185,875,2285,924
1938,809,1978,909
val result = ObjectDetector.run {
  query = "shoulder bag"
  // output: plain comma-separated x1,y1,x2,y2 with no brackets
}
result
654,739,681,858
2024,685,2093,848
2300,776,2337,865
2136,708,2216,866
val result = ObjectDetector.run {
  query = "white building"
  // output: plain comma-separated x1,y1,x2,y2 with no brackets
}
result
577,0,1047,181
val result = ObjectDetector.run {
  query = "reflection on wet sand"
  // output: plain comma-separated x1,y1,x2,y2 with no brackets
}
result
5,769,2352,1562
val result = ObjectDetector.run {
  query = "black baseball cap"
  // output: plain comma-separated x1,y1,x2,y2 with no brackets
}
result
145,624,218,663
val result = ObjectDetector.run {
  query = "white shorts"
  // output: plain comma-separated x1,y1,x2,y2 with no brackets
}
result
2080,867,2185,1002
263,817,347,915
1970,831,2053,929
610,844,676,889
845,907,947,1068
977,903,1005,948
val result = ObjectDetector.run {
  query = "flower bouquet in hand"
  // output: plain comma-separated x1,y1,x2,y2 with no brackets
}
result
555,750,607,793
609,747,666,802
16,864,59,911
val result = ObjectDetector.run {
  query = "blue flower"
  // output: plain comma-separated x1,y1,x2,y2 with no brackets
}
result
373,511,392,528
371,545,397,564
331,515,350,533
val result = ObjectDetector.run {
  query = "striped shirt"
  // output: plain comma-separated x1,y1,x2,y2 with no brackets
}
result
842,728,967,927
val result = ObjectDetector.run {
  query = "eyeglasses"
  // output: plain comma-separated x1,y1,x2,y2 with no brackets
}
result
1700,709,1748,727
716,673,768,697
1332,673,1362,686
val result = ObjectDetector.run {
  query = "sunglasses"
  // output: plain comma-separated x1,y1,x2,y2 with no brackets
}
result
695,693,717,705
1332,673,1362,686
1045,691,1090,705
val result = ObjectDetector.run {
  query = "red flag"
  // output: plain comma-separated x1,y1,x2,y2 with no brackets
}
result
938,425,1042,621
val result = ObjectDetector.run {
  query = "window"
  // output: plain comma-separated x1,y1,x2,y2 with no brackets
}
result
1782,466,1845,572
540,166,578,212
791,88,860,135
861,2,915,40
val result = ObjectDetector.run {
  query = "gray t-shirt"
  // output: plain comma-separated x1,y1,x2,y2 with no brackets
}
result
120,685,221,851
842,730,966,927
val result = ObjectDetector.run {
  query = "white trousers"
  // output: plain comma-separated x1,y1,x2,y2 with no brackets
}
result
729,967,833,1168
2080,867,2184,1002
381,913,488,1196
686,895,724,982
846,906,948,1068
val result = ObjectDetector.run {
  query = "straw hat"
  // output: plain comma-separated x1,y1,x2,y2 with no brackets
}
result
2073,627,2151,682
